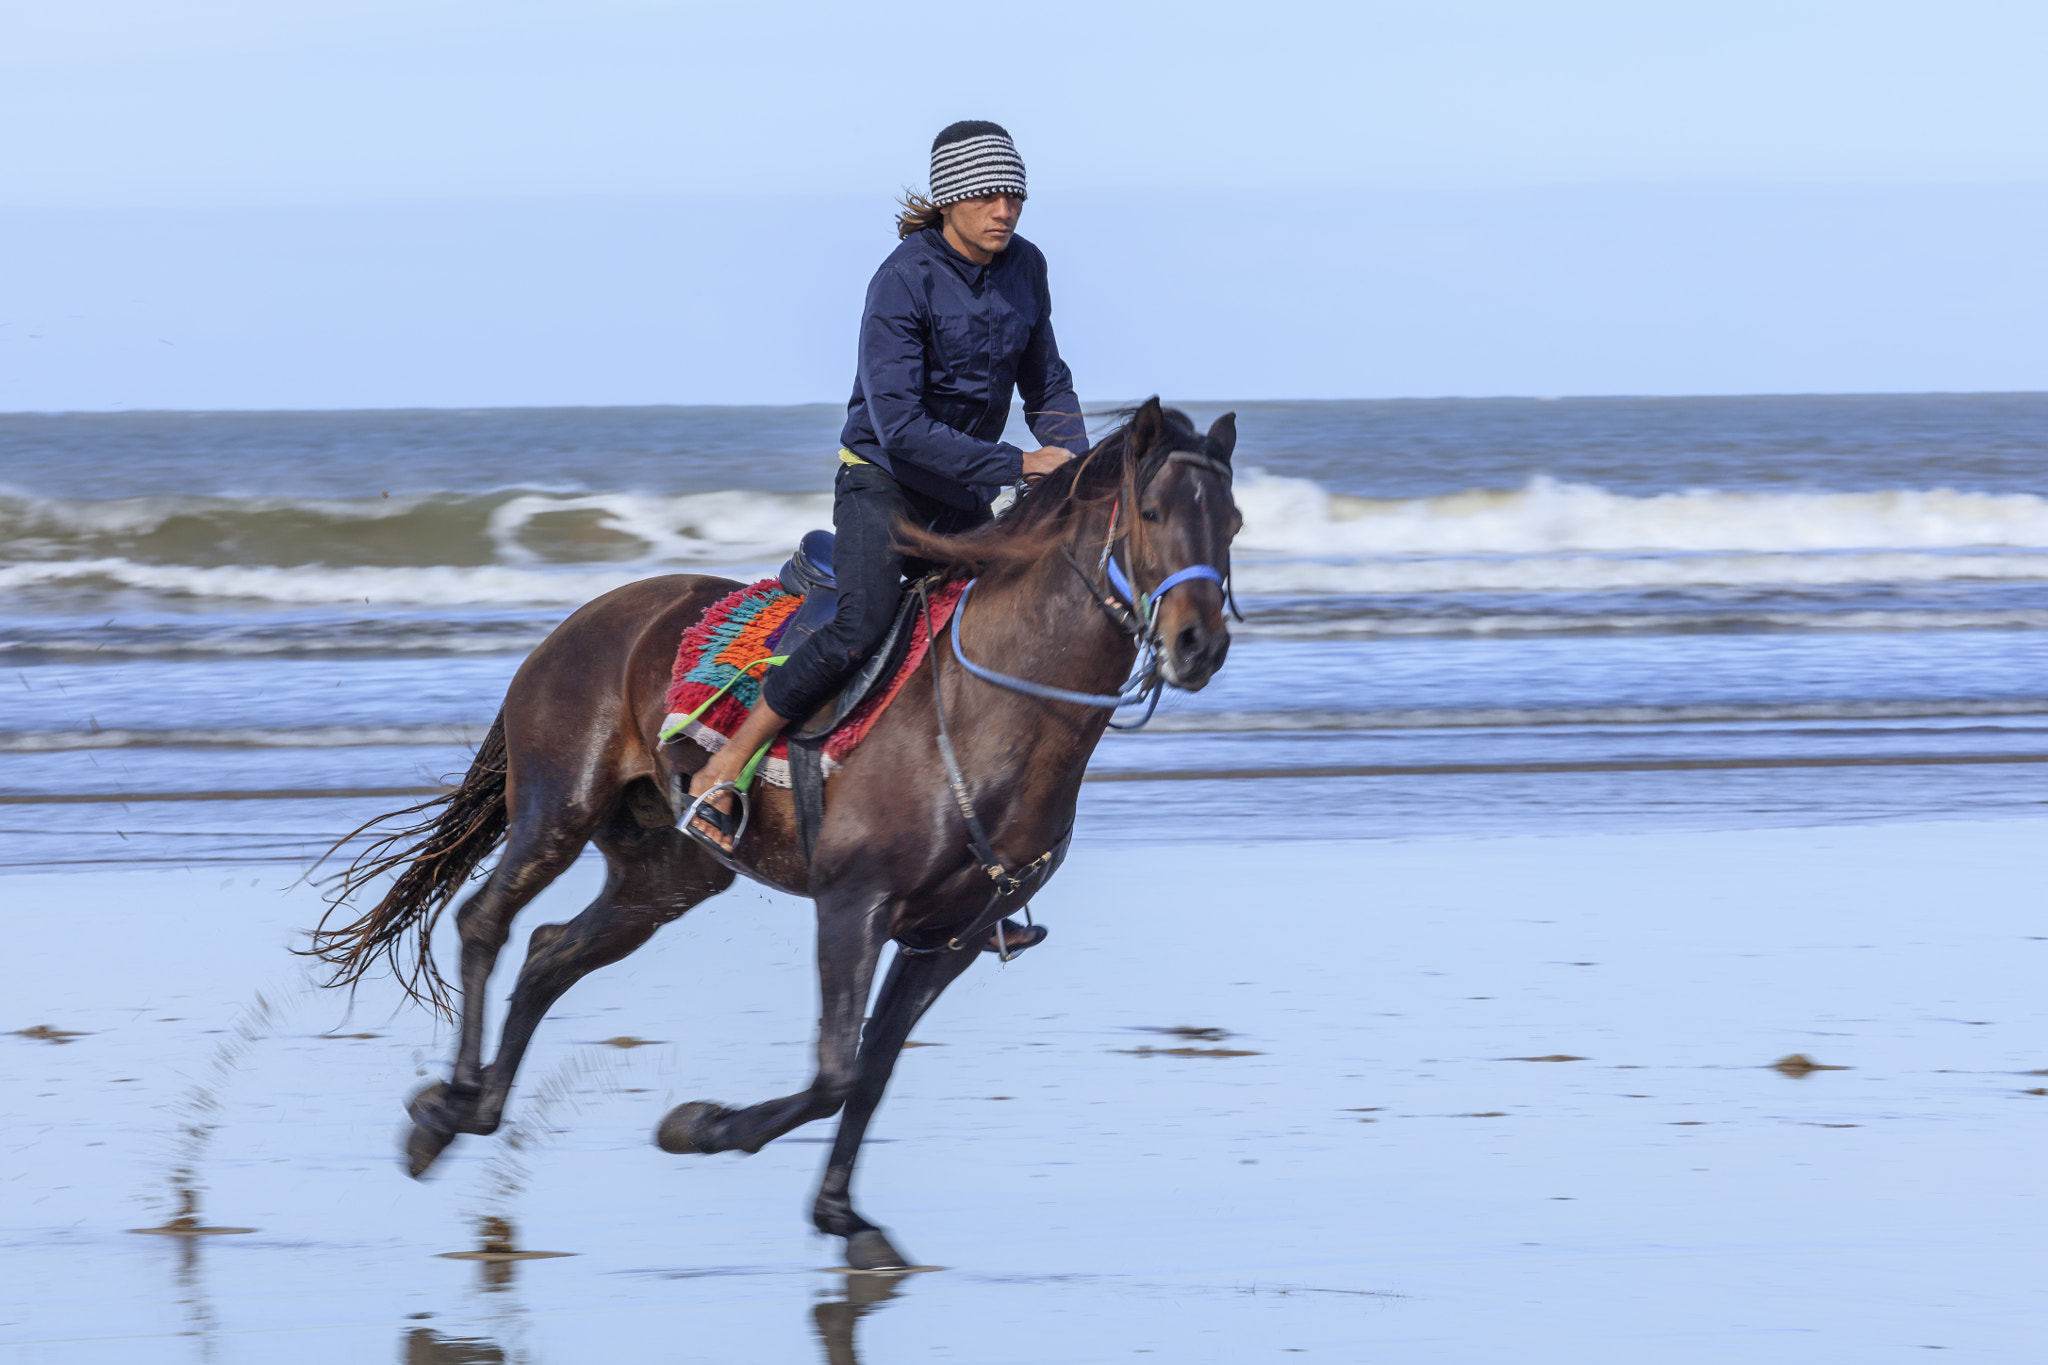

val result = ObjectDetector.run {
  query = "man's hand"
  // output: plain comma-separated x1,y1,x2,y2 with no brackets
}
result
1021,446,1074,479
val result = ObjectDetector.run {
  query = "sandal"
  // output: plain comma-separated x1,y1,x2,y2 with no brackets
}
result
680,781,748,856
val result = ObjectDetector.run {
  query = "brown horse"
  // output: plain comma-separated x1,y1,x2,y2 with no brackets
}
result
309,398,1241,1270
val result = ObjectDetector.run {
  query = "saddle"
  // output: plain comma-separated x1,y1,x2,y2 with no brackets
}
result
660,528,944,863
774,530,922,743
659,533,950,788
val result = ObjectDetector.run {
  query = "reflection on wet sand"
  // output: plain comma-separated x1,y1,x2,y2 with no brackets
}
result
813,1272,911,1365
116,994,279,1358
437,1216,573,1291
125,1187,236,1359
1771,1052,1852,1077
389,1268,915,1364
404,1327,509,1364
127,1184,256,1238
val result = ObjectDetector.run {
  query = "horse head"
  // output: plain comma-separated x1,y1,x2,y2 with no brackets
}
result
1119,397,1241,691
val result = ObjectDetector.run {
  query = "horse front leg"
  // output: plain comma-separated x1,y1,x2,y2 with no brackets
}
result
656,887,893,1158
814,938,980,1271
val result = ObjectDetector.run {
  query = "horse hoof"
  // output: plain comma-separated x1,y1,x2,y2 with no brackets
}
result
656,1101,734,1155
408,1079,497,1134
844,1229,912,1272
404,1119,459,1179
405,1081,450,1127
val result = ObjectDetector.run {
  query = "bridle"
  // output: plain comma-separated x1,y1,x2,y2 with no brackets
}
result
943,447,1237,730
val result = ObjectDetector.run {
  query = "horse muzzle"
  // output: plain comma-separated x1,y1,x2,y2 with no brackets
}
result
1160,612,1231,691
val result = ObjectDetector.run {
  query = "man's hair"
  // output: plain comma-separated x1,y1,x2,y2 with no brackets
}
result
895,191,946,241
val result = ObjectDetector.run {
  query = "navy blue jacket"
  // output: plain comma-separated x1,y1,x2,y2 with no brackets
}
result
840,226,1089,510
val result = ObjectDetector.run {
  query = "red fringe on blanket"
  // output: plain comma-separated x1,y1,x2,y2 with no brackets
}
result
662,577,968,779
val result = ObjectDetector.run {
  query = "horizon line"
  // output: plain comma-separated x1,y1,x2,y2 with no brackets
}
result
5,390,2048,419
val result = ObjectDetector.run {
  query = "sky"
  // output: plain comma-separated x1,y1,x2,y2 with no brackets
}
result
3,0,2045,409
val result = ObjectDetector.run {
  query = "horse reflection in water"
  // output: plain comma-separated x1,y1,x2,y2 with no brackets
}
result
398,1272,909,1365
404,1326,509,1364
311,400,1241,1270
814,1273,911,1365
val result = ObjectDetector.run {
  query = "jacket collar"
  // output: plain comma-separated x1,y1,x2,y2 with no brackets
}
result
920,225,995,283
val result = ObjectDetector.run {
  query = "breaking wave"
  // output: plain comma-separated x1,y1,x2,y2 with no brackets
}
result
0,487,830,570
7,475,2048,605
7,475,2048,574
0,557,662,606
1230,475,2048,558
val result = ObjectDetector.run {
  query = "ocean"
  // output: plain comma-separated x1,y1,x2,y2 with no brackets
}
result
4,394,2046,869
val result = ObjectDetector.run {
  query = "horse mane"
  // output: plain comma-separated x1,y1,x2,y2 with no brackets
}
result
895,403,1204,578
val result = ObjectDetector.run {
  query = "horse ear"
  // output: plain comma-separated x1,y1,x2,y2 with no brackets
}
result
1131,396,1166,454
1206,412,1237,462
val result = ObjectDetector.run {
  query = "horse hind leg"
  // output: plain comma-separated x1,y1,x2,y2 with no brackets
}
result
404,812,588,1176
655,887,894,1160
432,811,733,1166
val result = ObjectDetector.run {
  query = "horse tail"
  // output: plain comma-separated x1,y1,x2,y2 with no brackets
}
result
300,710,510,1015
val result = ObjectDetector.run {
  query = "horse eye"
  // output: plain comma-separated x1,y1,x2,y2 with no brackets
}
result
1140,507,1162,523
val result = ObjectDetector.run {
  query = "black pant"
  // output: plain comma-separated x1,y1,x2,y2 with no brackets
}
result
761,460,990,721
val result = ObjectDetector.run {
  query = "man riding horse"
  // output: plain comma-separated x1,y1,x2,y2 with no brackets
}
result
308,120,1242,1273
685,121,1085,959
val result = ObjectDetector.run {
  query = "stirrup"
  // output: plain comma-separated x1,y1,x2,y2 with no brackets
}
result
680,780,749,854
982,918,1048,960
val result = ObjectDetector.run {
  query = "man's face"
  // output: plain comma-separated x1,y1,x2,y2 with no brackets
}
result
941,193,1024,261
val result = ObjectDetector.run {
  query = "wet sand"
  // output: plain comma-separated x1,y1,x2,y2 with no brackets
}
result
3,819,2044,1362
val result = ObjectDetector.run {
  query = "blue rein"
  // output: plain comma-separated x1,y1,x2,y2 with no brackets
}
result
947,555,1227,717
1102,557,1225,624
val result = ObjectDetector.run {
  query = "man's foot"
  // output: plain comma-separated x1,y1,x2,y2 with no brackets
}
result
683,771,744,854
680,697,793,857
984,919,1046,956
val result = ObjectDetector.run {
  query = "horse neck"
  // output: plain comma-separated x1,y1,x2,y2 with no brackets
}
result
958,503,1138,703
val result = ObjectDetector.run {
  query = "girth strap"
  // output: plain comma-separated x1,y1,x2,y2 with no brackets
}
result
788,733,826,864
920,580,1053,897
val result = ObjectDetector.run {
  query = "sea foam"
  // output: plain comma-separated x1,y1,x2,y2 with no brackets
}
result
1231,474,2048,557
6,475,2048,610
9,475,2048,572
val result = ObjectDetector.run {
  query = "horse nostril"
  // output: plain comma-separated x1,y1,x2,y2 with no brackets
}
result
1175,624,1203,660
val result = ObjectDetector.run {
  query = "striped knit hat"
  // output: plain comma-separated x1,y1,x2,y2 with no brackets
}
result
929,121,1028,207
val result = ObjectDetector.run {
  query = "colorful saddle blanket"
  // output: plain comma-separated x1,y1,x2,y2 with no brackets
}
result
660,577,967,788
